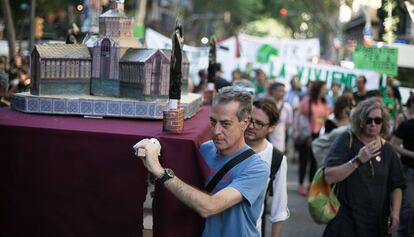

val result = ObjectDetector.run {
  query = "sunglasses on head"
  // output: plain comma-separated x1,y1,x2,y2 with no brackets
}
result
365,117,383,125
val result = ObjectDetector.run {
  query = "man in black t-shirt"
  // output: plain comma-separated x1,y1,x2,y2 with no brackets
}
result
353,75,368,105
214,63,231,92
392,116,414,237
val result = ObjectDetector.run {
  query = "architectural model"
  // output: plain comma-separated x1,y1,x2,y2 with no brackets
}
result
11,0,201,119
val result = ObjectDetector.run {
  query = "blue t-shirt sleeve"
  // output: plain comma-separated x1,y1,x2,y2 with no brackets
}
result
199,140,216,164
228,156,270,206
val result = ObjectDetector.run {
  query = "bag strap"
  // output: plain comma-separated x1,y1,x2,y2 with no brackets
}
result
308,97,312,121
268,147,284,196
278,101,285,116
261,147,284,235
205,148,255,193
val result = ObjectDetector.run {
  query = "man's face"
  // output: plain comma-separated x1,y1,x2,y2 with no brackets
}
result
356,77,366,91
271,86,286,101
232,71,241,81
386,85,393,97
332,84,340,95
291,77,300,90
245,106,274,143
210,101,249,156
257,72,266,84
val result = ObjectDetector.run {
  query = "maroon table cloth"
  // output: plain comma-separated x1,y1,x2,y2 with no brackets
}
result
0,106,211,237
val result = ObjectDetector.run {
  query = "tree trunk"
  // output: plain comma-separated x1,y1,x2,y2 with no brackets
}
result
136,0,147,25
0,0,17,59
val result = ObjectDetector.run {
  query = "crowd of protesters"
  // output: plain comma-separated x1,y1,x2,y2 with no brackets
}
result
0,51,31,107
1,52,413,236
189,66,413,237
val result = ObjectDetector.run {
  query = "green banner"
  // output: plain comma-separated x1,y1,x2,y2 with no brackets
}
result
353,45,398,76
257,44,278,63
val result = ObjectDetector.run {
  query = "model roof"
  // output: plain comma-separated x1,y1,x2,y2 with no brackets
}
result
161,49,189,63
120,48,167,63
35,44,91,59
100,9,127,18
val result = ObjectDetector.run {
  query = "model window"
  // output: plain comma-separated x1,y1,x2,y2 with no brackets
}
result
61,61,66,78
56,61,61,78
101,39,111,57
41,61,45,78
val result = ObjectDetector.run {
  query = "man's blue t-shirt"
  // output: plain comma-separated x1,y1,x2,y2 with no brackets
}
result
199,140,270,237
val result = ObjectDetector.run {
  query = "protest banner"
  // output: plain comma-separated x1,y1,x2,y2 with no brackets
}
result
353,45,398,76
269,58,381,90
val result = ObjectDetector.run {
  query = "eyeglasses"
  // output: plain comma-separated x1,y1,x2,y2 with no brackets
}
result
365,117,383,125
249,118,269,129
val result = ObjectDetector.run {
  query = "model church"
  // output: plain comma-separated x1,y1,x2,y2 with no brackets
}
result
30,0,189,100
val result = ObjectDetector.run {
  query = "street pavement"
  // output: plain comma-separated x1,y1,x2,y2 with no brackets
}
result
264,159,325,237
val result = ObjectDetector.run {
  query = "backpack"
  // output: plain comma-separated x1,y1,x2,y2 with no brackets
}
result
261,147,284,234
308,130,353,224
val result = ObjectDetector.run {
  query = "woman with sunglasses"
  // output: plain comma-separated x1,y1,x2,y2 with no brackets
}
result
322,98,406,237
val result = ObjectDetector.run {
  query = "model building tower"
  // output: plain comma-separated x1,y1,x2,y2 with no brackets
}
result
89,0,140,96
163,23,185,133
97,0,139,54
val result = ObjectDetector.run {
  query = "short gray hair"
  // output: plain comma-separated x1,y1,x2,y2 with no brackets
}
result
351,97,390,137
213,86,253,121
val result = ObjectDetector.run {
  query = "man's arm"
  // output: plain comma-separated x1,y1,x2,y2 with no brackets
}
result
390,136,414,159
271,222,282,237
163,177,242,218
136,139,243,218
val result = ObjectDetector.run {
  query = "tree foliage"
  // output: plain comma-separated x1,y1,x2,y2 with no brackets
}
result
190,0,346,40
260,0,342,37
190,0,263,38
10,0,73,18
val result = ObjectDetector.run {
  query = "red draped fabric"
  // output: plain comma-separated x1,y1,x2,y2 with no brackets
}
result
0,106,211,237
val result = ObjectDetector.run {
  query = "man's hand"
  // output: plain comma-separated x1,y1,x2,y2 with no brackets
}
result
135,139,164,178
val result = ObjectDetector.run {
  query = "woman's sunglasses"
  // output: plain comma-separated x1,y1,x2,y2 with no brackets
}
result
365,117,383,125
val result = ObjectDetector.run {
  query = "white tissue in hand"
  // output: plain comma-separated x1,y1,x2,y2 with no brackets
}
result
133,138,161,156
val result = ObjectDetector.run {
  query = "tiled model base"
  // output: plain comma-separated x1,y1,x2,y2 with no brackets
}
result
11,92,202,120
162,106,184,133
